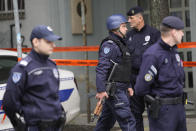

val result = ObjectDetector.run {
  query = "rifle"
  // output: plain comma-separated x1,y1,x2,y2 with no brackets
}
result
91,60,118,122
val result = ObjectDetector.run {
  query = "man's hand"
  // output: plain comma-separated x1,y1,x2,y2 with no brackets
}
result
128,88,134,96
95,92,109,105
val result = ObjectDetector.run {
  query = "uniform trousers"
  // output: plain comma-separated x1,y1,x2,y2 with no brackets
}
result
94,88,136,131
148,104,187,131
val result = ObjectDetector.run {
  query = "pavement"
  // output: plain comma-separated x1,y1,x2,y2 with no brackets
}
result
64,110,196,131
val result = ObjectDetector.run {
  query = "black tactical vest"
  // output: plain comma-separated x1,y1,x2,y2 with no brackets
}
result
100,36,132,83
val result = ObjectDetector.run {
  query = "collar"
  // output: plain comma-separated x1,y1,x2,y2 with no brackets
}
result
30,49,49,63
109,32,125,44
159,39,177,50
133,24,147,32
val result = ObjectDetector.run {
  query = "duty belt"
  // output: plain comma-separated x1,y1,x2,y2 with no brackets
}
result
159,96,183,105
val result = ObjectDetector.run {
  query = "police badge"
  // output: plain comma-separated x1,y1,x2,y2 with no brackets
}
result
53,69,59,79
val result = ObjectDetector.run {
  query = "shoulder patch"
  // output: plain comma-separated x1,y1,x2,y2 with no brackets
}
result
144,73,152,82
12,72,22,83
104,47,110,54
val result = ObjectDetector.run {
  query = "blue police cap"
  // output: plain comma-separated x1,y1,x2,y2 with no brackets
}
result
127,6,144,16
30,25,62,42
162,16,184,29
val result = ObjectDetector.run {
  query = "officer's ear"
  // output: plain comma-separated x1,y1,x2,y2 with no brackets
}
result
32,38,39,48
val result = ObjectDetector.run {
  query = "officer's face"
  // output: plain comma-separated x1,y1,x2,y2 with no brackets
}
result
33,38,56,55
119,23,128,36
173,29,184,44
128,14,141,29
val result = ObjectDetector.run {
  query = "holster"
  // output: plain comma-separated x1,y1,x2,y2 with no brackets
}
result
38,111,66,131
11,114,26,131
144,95,161,119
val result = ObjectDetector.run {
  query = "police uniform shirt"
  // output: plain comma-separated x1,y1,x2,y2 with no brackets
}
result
126,25,160,72
3,49,62,124
96,32,132,93
134,39,185,97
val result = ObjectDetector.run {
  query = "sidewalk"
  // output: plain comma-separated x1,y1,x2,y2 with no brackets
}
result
64,111,196,131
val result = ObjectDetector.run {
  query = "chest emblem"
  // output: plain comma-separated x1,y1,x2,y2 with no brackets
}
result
145,35,150,42
12,72,22,83
53,69,59,79
103,47,110,54
129,36,132,42
175,54,180,62
143,35,151,46
164,58,168,64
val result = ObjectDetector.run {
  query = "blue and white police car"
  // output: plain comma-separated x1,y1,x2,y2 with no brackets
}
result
0,49,80,130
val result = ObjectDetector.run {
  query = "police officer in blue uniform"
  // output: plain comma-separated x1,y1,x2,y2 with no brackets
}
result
135,16,187,131
3,25,66,131
94,14,136,131
125,6,160,131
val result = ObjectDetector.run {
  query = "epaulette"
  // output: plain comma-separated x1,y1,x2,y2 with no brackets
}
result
19,56,32,67
106,40,114,44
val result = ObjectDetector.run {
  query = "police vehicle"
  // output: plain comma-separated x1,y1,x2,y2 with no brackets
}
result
0,49,80,130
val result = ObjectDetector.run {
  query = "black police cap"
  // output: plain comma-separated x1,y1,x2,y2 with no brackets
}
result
127,6,144,16
162,16,184,29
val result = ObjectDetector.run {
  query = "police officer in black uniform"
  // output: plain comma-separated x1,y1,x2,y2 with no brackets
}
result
125,6,160,131
3,25,66,131
135,16,187,131
94,14,136,131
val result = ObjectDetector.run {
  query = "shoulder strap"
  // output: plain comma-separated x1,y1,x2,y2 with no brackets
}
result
19,56,32,67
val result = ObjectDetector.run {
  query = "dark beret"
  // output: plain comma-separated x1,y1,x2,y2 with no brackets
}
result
127,6,144,16
162,16,184,29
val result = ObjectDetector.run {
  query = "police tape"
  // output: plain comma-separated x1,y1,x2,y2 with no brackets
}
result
52,59,196,67
0,45,99,52
53,59,98,66
183,61,196,67
177,42,196,48
0,42,196,52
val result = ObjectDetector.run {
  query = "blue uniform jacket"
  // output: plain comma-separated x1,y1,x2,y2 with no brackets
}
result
135,39,185,97
3,49,62,124
96,32,132,93
125,25,160,82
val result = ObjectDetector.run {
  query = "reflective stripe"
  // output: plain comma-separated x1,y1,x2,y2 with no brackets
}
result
28,67,54,75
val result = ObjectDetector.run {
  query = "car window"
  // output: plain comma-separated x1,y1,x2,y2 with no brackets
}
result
0,56,18,84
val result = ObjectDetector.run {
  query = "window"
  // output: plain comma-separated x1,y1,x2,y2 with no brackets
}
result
0,56,17,84
0,0,25,20
187,51,192,61
186,31,191,42
170,0,182,8
188,72,193,88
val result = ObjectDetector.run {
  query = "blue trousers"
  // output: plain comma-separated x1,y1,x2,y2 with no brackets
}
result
148,104,187,131
94,88,136,131
130,77,145,131
26,125,62,131
130,92,145,131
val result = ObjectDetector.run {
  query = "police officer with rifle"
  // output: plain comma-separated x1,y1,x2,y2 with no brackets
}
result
3,25,66,131
94,14,136,131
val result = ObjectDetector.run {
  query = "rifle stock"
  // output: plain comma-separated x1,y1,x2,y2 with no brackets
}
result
91,60,118,122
